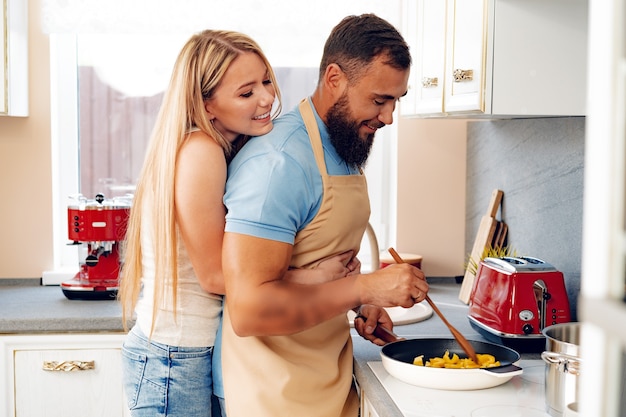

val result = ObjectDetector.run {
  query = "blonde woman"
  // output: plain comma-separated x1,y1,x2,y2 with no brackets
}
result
118,30,360,417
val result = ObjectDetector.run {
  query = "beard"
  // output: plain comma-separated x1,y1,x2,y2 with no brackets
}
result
325,94,375,169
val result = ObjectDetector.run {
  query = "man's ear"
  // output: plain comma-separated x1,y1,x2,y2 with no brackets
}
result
323,63,348,99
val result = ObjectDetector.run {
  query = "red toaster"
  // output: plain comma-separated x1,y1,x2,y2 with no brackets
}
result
468,256,571,352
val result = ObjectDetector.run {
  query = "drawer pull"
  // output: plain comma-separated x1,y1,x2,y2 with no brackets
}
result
453,69,474,82
42,360,95,372
421,77,438,88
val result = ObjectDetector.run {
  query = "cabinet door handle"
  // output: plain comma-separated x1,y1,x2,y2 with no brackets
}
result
453,69,474,82
421,77,439,88
42,360,95,372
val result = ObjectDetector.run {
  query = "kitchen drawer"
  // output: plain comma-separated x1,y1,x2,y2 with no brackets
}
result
1,333,130,417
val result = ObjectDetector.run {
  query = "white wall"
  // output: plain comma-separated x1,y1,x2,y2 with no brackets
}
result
0,0,53,278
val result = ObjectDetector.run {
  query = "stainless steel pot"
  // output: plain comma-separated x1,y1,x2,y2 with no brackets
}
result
542,322,581,417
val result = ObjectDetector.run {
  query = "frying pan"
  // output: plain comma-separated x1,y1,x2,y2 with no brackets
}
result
380,338,523,390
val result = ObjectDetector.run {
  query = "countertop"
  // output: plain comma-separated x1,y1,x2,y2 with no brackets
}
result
0,279,127,333
0,278,541,417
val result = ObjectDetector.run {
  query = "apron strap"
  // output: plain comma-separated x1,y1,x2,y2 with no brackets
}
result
298,99,328,176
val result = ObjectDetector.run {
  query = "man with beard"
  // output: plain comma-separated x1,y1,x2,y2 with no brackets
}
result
217,14,429,417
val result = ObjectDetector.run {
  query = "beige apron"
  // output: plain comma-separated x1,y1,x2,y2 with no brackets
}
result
221,98,371,417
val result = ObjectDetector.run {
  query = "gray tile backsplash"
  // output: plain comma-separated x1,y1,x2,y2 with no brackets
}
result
466,117,585,320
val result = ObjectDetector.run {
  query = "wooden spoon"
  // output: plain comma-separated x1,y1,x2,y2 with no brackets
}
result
388,247,479,363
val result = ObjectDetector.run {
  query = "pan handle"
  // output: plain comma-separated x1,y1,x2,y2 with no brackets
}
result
373,324,404,344
483,364,523,376
355,314,405,344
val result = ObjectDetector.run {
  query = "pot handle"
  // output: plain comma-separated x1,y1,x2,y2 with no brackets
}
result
541,351,581,376
483,364,523,377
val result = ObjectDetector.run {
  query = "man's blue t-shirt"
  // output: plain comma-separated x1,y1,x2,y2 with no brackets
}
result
223,99,359,242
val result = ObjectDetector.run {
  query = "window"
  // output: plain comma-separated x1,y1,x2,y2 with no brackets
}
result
44,2,402,282
74,34,321,199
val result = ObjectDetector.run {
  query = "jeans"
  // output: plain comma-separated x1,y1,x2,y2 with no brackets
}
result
121,326,216,417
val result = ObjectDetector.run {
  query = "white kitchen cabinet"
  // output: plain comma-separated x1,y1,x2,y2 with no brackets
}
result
0,333,130,417
400,0,446,115
360,391,381,417
401,0,587,118
0,0,28,117
443,0,487,114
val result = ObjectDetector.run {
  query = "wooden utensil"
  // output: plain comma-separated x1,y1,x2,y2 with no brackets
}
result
458,189,504,304
492,221,503,249
493,221,508,249
388,248,479,363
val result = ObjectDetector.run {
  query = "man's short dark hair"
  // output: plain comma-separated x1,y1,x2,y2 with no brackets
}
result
319,14,411,83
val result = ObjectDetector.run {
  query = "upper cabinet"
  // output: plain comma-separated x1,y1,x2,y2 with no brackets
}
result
1,0,28,117
401,0,588,118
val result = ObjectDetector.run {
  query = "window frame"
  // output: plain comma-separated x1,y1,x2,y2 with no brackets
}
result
43,34,80,284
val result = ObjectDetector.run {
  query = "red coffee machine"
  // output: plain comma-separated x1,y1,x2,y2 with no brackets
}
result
61,193,132,300
468,256,571,352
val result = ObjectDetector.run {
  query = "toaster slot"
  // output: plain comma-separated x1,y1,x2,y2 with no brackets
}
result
533,279,548,330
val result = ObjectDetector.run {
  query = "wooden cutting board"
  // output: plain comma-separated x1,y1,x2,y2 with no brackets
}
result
458,189,504,304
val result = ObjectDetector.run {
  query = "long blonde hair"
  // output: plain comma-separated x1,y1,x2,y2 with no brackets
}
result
119,30,282,331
